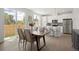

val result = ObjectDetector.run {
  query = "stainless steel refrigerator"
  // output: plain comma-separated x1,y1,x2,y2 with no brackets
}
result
63,18,72,34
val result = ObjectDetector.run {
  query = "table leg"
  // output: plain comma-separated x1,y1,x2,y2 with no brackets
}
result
36,36,40,51
39,36,46,50
43,36,46,46
36,36,46,51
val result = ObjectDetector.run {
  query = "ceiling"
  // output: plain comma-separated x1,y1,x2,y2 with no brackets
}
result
29,8,73,16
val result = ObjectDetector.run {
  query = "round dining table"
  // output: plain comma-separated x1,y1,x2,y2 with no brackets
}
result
31,30,48,51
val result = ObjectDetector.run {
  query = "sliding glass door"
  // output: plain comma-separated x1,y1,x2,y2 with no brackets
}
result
4,8,25,40
4,9,16,38
16,11,25,29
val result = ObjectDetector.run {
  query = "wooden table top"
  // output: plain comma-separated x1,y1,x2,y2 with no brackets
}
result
31,30,49,36
25,27,49,36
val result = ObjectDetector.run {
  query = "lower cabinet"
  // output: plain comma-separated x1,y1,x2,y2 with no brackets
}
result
72,29,79,50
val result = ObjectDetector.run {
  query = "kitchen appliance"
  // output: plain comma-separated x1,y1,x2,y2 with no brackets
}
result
63,18,72,34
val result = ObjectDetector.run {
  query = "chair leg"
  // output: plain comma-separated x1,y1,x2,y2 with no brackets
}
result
18,39,21,45
18,39,21,48
25,40,27,50
18,40,20,46
23,40,25,50
18,41,20,50
31,42,32,51
31,42,34,51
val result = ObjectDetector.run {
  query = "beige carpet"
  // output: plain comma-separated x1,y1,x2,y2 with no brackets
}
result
0,34,75,51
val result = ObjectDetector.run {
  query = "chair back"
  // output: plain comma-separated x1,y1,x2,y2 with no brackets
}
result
24,29,32,42
17,28,25,40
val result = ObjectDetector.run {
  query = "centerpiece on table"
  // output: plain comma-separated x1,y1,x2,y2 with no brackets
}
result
29,22,35,31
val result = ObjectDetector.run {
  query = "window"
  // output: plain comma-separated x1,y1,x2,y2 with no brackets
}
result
4,8,16,25
16,11,25,29
4,8,25,38
4,8,16,37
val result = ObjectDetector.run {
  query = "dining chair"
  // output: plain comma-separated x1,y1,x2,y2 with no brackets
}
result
24,29,36,50
17,28,27,50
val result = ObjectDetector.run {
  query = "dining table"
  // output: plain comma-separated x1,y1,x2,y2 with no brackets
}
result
31,28,48,51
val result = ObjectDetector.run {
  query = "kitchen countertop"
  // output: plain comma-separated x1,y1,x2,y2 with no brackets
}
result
73,29,79,35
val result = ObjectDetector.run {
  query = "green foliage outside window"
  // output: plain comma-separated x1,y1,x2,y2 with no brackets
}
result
4,13,16,25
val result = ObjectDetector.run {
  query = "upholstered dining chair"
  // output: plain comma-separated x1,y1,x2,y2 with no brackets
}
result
24,29,36,50
17,28,27,50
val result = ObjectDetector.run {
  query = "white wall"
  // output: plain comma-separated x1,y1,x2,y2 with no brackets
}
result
47,16,57,23
58,13,72,23
0,8,4,43
73,8,79,29
42,13,72,23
